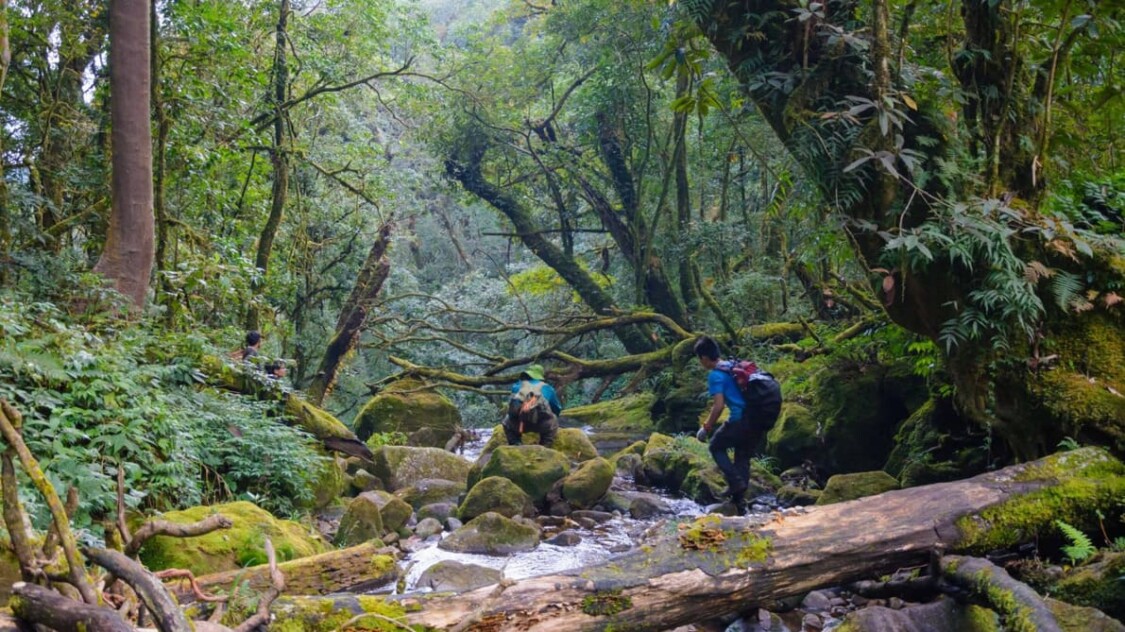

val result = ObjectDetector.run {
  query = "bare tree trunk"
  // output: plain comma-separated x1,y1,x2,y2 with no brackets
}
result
151,0,171,294
0,0,10,284
672,72,696,310
94,0,154,309
247,0,290,331
307,224,393,405
396,448,1119,631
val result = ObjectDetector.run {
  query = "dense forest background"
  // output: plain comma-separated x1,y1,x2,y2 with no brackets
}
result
0,0,1122,532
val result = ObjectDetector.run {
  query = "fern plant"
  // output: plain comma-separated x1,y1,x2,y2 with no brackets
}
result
1055,520,1096,564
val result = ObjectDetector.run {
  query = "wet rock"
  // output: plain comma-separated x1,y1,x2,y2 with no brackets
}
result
399,535,429,554
839,598,999,632
440,512,540,556
395,478,465,510
572,516,597,530
570,510,613,524
417,502,456,523
382,532,399,544
802,613,823,630
414,517,444,539
547,531,582,547
888,597,905,610
613,452,643,477
778,484,821,506
459,476,536,521
801,590,833,612
416,560,502,593
334,494,385,547
816,471,899,505
596,491,633,514
445,517,462,531
562,457,614,508
480,445,571,503
536,516,567,528
370,446,472,491
407,427,452,449
628,493,671,519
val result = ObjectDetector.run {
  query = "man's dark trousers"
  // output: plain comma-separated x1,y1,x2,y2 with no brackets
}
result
709,419,761,497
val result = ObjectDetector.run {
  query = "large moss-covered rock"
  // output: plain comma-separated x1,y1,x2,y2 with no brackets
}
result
416,561,503,593
370,446,471,491
394,478,465,510
561,457,614,509
562,394,655,432
1053,552,1125,621
306,453,349,510
459,476,535,521
1046,596,1125,632
366,491,413,533
139,501,327,575
354,379,461,441
333,495,384,547
816,470,900,505
766,403,821,469
438,512,540,556
283,395,358,443
267,594,411,632
835,598,1001,632
480,445,570,503
552,428,599,462
640,433,713,492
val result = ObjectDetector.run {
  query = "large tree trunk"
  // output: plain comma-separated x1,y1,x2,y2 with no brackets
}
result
247,0,291,331
395,447,1121,631
94,0,154,308
689,1,1125,459
307,223,393,405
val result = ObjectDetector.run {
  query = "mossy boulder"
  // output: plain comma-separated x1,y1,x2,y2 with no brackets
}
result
884,398,988,488
562,394,656,432
480,445,571,503
370,446,472,491
1046,596,1125,632
416,560,503,593
268,595,412,632
766,403,821,469
334,494,384,547
139,501,327,576
354,379,461,441
816,470,900,505
407,427,453,449
438,512,540,556
1053,552,1125,621
835,599,1002,632
552,428,599,462
393,478,464,510
282,394,358,443
640,433,713,493
306,453,349,510
459,476,536,521
680,465,730,504
366,491,413,533
778,485,822,506
561,457,614,509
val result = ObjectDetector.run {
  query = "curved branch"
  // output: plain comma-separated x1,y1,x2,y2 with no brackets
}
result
125,514,233,558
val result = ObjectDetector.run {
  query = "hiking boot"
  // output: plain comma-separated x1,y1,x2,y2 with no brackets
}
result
723,482,748,502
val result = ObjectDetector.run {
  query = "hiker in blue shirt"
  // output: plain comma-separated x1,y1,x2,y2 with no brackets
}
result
502,364,562,447
695,336,763,507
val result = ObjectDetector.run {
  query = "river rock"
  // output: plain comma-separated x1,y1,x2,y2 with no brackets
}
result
561,457,614,508
445,517,462,531
816,471,900,505
417,502,456,523
839,598,1006,632
416,561,502,593
481,445,570,503
414,517,444,539
371,445,472,491
407,427,452,449
351,469,383,493
570,510,613,524
628,493,671,519
1046,596,1125,632
354,378,461,440
365,491,413,533
334,494,385,546
779,484,822,506
459,476,536,521
552,428,599,462
1053,551,1125,621
801,590,833,612
439,512,540,556
395,478,465,510
547,530,582,547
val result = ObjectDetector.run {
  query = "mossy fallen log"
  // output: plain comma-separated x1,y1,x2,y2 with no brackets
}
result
175,541,398,603
386,447,1122,631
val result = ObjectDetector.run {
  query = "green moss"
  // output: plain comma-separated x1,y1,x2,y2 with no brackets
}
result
745,322,806,341
139,501,327,575
284,394,355,440
734,533,772,566
816,470,899,505
270,595,413,631
355,379,461,441
956,448,1125,553
961,604,1002,632
581,590,633,616
1054,552,1125,621
480,445,570,502
459,476,535,521
564,394,656,432
766,403,820,469
562,457,615,508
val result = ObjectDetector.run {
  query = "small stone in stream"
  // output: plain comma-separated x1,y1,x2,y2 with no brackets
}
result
445,517,462,531
400,536,428,553
802,613,823,630
547,531,582,546
537,516,567,527
570,510,613,523
830,606,849,617
415,517,443,539
800,590,833,612
751,503,770,513
382,532,399,544
573,516,597,530
829,597,847,607
888,597,905,610
609,543,632,553
850,596,869,607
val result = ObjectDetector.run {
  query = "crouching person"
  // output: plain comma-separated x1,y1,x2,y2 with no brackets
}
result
502,364,563,448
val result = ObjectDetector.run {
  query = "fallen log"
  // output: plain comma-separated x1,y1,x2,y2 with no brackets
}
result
9,582,132,632
174,541,398,603
387,447,1122,631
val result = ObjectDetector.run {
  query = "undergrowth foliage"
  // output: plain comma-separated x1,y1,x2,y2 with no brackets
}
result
0,290,322,537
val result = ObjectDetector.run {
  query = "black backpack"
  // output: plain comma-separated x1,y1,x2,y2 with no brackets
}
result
718,360,782,431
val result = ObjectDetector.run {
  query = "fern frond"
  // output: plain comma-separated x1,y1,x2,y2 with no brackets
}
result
1055,520,1095,564
1049,271,1084,311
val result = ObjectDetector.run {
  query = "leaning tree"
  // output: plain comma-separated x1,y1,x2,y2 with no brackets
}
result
681,0,1124,458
